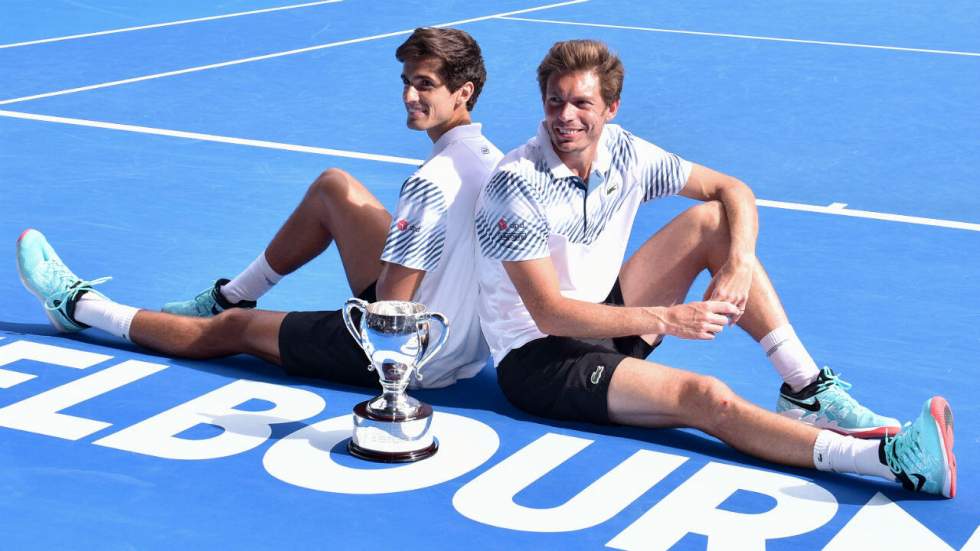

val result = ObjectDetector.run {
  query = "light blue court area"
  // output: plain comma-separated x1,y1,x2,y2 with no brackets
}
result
1,1,978,549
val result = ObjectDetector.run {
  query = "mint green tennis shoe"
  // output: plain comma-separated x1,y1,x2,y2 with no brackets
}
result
16,229,109,332
777,367,901,438
162,278,256,317
882,396,956,497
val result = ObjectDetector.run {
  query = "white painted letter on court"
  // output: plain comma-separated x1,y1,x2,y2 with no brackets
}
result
95,379,325,460
607,462,838,551
454,433,687,532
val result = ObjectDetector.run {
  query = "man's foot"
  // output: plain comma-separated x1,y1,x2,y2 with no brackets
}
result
882,396,956,498
777,366,901,438
16,229,109,332
162,278,256,317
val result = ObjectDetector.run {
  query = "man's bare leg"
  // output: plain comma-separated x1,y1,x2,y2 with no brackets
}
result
616,200,901,437
129,309,287,365
167,168,392,314
608,358,817,466
263,168,392,296
618,200,787,343
605,355,959,500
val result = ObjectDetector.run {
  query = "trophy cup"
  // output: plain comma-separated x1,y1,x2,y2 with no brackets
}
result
342,298,449,462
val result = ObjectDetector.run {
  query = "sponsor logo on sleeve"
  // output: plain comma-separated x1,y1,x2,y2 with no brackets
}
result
396,219,421,233
496,218,530,244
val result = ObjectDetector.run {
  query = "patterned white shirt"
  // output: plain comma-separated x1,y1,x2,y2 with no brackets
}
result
380,123,502,387
475,122,692,364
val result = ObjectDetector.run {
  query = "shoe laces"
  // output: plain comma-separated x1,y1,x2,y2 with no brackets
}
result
43,267,111,311
816,368,853,393
813,368,854,415
884,421,937,477
189,285,220,314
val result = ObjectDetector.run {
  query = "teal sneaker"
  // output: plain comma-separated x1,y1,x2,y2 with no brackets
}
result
162,278,256,317
882,396,956,497
16,229,109,332
777,366,901,438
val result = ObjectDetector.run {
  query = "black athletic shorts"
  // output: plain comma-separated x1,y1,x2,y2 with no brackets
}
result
496,280,661,425
278,282,378,388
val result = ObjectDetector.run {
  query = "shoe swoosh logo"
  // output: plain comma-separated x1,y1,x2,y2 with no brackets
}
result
784,396,822,412
910,473,925,492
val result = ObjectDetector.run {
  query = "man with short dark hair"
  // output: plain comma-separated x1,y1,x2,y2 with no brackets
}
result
475,39,956,497
18,28,502,390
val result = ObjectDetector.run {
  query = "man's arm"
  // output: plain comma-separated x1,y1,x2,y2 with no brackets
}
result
504,256,739,340
679,164,758,321
376,262,425,301
375,172,448,302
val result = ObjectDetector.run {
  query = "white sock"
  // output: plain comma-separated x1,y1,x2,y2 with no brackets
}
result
760,325,820,392
220,253,283,304
74,293,140,342
812,430,895,481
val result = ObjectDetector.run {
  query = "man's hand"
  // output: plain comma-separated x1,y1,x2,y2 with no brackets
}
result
703,259,753,325
661,301,741,340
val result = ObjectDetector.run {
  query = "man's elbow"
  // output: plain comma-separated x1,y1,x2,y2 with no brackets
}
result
728,177,754,198
525,300,564,336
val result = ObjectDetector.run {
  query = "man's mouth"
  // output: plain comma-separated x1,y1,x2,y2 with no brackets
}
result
407,104,427,116
554,126,584,137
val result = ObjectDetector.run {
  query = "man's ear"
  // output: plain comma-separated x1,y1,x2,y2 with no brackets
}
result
605,99,620,121
455,81,475,109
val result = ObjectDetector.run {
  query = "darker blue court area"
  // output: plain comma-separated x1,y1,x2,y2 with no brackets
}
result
1,1,977,549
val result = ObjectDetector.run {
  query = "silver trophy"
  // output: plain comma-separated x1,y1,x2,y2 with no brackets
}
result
342,298,449,462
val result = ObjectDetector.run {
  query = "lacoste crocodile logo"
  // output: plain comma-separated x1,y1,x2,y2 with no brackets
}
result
590,365,605,385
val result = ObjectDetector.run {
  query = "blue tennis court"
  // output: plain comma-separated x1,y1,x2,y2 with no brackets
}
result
1,1,977,548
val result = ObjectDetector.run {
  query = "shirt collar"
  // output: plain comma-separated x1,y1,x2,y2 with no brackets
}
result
534,121,611,183
430,122,482,159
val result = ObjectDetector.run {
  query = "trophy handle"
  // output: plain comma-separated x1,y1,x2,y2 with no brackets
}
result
342,298,372,369
415,312,449,379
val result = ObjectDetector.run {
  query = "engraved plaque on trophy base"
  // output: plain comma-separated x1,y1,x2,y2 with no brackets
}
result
348,400,438,463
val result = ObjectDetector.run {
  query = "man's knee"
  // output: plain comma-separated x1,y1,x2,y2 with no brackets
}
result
679,375,739,429
310,167,354,199
687,200,727,233
195,308,256,354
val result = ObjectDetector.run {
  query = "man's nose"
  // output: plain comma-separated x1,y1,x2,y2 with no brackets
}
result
559,101,576,120
404,85,419,103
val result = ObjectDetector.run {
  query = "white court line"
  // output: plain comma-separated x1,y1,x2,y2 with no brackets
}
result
755,199,980,232
0,0,343,50
0,0,588,106
0,109,423,166
498,16,980,58
2,108,978,234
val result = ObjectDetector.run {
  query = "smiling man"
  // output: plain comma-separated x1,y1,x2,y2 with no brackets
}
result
474,39,956,497
17,28,502,390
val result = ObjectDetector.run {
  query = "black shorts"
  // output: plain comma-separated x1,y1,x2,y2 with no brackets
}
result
278,282,378,388
496,280,660,425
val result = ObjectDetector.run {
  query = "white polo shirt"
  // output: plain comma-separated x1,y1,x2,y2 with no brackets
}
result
475,122,692,364
380,123,502,388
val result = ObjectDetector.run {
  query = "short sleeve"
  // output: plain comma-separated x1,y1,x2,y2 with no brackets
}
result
475,169,550,261
380,175,448,271
616,130,691,202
